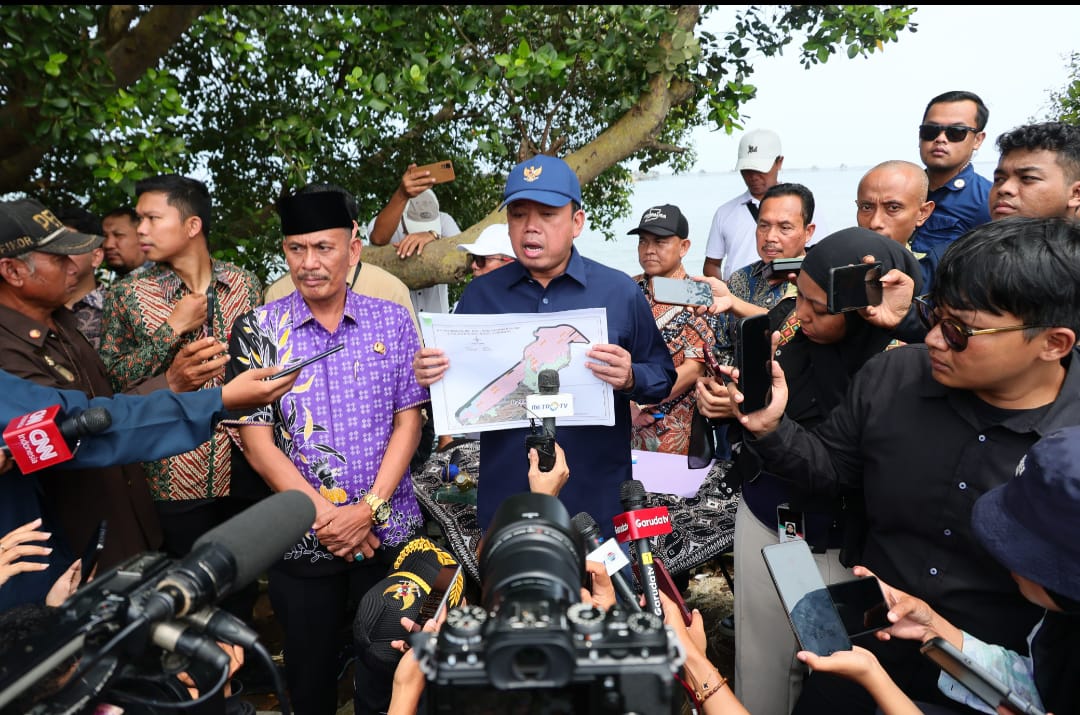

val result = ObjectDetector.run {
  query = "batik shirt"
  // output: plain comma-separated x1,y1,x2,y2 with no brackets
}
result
71,284,105,350
630,266,716,455
227,290,428,563
99,259,262,500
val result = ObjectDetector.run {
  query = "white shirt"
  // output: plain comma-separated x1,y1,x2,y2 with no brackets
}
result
704,189,829,281
363,212,462,315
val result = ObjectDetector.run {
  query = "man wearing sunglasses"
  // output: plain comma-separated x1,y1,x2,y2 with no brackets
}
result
912,91,992,266
455,223,516,278
727,216,1080,714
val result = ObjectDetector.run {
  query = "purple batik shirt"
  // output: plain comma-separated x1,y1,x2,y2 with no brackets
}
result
229,290,429,568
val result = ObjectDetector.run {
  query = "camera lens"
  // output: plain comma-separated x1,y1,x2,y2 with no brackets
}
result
479,492,585,612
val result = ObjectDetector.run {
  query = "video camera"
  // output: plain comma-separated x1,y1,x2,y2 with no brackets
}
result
410,492,685,715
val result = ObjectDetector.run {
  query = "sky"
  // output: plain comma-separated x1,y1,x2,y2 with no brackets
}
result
685,5,1079,172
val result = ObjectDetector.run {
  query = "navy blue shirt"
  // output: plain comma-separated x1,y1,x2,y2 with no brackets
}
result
911,162,991,256
0,374,226,610
455,247,675,537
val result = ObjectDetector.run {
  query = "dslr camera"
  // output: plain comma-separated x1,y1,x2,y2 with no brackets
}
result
411,492,685,714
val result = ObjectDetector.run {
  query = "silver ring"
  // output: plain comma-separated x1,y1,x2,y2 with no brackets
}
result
353,552,365,562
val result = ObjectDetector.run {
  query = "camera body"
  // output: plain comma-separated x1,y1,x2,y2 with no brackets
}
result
411,492,685,714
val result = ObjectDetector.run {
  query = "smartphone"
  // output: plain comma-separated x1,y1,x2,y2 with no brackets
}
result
827,262,883,314
654,556,692,626
734,313,772,413
411,563,463,632
826,576,889,638
650,277,714,307
761,257,803,282
268,343,345,380
80,519,107,586
920,637,1046,715
761,539,851,656
414,160,456,185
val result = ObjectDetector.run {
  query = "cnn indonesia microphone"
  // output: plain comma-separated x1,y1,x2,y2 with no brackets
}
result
613,479,673,619
2,405,112,474
524,368,573,472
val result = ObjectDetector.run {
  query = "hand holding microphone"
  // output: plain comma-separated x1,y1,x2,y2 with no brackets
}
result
613,479,673,619
524,368,561,472
2,405,112,474
572,511,642,612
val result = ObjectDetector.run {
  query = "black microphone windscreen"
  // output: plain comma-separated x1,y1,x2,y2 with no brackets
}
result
61,407,113,440
619,479,647,510
571,512,600,541
194,490,314,590
537,369,560,395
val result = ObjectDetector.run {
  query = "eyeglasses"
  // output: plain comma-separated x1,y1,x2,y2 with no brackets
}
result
913,295,1044,352
469,254,512,268
918,123,979,142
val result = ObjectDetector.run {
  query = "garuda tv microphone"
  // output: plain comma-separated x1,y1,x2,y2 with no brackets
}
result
524,368,561,472
613,479,673,619
2,405,112,474
572,511,642,612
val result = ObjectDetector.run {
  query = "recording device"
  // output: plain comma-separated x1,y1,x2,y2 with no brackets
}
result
761,257,803,282
2,405,113,474
410,564,464,633
734,313,772,413
920,637,1046,715
79,519,108,587
410,492,683,714
571,511,642,613
827,261,883,314
268,343,345,380
614,479,668,619
524,369,560,472
415,160,456,185
826,576,889,638
0,490,314,713
761,539,851,656
649,277,714,307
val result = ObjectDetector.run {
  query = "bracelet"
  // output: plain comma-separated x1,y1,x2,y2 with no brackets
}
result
691,667,727,706
428,230,440,240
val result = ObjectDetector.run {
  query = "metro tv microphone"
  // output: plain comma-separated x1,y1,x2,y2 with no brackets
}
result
2,405,112,474
572,511,642,612
614,479,672,619
524,368,560,472
141,489,315,623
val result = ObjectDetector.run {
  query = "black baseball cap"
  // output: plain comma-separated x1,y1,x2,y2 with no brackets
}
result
0,199,103,259
626,204,689,238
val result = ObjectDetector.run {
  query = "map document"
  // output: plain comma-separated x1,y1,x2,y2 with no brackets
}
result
419,308,614,435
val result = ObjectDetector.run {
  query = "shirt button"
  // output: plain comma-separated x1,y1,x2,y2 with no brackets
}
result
929,567,938,576
542,298,549,305
958,482,967,490
978,434,986,442
943,528,952,536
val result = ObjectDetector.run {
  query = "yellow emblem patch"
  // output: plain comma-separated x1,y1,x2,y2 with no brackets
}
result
523,165,542,183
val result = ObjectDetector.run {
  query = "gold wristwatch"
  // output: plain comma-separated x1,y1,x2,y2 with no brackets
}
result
363,493,391,526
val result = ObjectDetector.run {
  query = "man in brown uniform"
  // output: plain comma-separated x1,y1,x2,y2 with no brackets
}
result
0,198,162,571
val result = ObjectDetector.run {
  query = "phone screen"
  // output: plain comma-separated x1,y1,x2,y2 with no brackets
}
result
826,577,888,638
920,637,1046,715
653,556,692,626
761,540,851,656
268,343,345,380
735,313,772,413
650,277,714,307
827,262,883,314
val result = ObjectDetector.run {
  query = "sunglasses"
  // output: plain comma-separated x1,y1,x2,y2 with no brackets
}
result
918,123,979,142
913,295,1043,352
469,254,511,268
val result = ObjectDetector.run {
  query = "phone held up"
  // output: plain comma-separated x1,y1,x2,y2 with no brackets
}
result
827,261,883,314
761,539,851,657
734,313,772,413
80,519,107,587
762,257,803,282
650,276,714,308
414,160,456,185
920,637,1046,715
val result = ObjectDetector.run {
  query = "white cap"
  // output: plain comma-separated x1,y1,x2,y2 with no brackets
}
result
403,189,442,234
458,223,513,257
735,129,782,173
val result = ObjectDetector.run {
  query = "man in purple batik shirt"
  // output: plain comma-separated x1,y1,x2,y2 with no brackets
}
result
226,188,428,715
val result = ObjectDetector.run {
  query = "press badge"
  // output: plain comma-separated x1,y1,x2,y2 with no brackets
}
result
777,503,805,543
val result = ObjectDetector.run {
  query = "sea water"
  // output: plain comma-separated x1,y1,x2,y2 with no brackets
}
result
575,160,998,277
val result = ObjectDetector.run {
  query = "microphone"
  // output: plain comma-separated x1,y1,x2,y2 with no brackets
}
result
571,512,642,612
614,479,672,619
2,405,112,474
141,490,315,622
524,369,559,471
